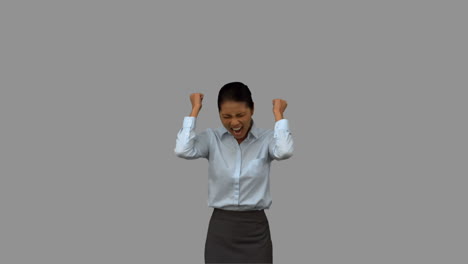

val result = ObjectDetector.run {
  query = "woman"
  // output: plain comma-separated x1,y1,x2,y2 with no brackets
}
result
174,81,294,263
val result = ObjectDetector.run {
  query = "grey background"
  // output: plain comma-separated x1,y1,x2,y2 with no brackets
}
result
1,1,467,263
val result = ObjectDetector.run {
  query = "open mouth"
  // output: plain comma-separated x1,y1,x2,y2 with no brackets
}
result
232,127,243,136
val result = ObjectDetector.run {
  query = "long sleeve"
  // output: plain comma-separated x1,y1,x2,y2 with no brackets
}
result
268,119,294,160
174,116,210,159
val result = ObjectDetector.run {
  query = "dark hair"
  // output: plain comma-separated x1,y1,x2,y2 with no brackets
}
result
217,82,254,112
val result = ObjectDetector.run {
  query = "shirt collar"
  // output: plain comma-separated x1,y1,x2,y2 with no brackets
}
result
220,119,258,140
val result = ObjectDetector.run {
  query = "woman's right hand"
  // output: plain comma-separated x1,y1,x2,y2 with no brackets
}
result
190,93,204,110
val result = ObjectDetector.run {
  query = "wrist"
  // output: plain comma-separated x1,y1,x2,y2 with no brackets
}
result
274,112,284,121
190,107,201,117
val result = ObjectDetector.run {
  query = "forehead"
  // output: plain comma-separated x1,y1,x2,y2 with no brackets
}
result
219,101,250,114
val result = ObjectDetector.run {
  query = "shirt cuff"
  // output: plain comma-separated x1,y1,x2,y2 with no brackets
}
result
274,119,289,130
183,116,196,128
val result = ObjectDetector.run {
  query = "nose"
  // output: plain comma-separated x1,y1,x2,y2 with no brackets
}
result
231,120,240,126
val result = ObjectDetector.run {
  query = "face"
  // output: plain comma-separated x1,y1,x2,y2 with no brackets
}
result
219,101,254,143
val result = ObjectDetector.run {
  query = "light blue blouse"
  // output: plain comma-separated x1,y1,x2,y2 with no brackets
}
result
174,116,294,211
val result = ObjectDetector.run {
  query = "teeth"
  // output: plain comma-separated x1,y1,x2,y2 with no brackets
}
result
233,127,242,131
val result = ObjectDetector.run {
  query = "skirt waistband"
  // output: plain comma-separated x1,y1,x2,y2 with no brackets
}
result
212,208,268,223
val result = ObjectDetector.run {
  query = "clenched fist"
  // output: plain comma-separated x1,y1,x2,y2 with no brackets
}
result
272,99,287,114
190,93,204,110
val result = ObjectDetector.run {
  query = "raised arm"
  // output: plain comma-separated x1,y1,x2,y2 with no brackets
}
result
269,99,294,160
174,93,210,159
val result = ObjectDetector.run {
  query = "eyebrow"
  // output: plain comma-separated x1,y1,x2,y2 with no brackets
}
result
222,112,245,116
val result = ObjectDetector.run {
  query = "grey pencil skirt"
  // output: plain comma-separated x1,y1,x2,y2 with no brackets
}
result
204,208,273,263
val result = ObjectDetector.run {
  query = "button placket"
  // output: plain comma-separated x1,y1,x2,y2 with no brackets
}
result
233,138,242,206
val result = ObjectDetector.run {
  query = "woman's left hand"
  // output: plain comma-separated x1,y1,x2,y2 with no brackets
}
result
272,99,288,114
272,99,287,121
